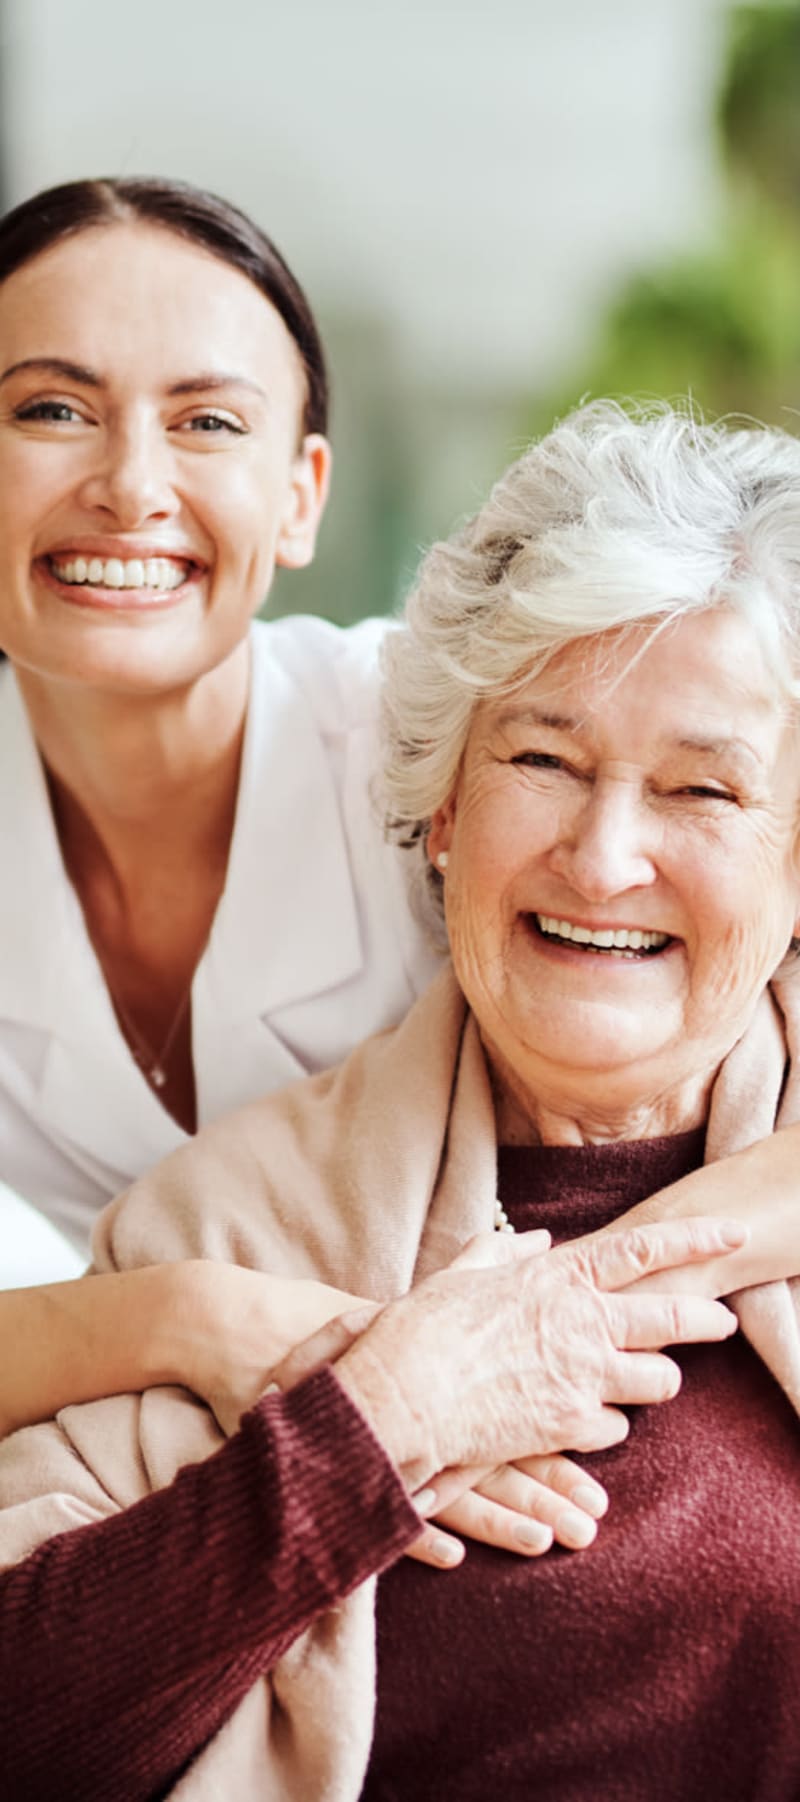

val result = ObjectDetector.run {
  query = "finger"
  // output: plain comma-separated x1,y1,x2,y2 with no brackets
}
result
404,1524,466,1569
412,1465,490,1515
450,1227,551,1272
269,1302,381,1391
569,1217,748,1293
479,1460,606,1549
605,1349,683,1408
607,1292,737,1351
570,1405,630,1454
433,1491,554,1556
512,1454,609,1520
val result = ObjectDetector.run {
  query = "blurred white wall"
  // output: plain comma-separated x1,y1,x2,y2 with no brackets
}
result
0,0,736,615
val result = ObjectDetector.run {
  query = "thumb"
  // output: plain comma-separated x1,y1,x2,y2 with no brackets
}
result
449,1226,551,1272
268,1301,382,1393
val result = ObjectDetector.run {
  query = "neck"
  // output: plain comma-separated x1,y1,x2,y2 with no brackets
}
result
487,1046,716,1148
16,641,250,894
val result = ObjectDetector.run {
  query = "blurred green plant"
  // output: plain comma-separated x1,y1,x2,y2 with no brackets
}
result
541,4,800,431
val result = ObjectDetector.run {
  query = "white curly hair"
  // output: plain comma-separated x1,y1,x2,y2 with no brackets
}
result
381,398,800,912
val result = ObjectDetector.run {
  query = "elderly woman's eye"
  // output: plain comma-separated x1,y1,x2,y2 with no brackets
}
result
512,751,564,770
679,784,737,803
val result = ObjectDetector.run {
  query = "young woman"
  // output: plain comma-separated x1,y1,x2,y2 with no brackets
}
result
1,179,799,1579
0,174,437,1431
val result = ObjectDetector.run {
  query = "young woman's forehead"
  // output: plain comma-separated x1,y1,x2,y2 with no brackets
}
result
0,223,306,401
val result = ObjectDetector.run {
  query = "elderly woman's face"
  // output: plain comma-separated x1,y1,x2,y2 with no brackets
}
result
0,223,329,690
428,608,800,1124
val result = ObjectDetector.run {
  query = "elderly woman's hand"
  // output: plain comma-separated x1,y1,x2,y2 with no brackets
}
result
273,1216,745,1505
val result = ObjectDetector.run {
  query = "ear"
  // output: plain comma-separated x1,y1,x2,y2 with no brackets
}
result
426,795,457,869
276,435,332,570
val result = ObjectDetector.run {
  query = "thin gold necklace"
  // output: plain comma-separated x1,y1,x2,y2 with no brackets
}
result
109,981,193,1090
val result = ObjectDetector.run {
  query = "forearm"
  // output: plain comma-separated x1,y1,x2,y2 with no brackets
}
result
0,1268,197,1437
0,1369,418,1802
0,1264,365,1438
600,1126,800,1297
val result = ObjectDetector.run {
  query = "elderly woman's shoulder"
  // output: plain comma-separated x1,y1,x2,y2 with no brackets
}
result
250,613,391,734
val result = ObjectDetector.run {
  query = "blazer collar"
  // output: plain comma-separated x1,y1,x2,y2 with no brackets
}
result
199,623,364,1023
0,664,87,1033
0,628,365,1036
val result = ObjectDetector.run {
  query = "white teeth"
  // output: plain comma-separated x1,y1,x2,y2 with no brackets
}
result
50,555,188,592
536,915,669,953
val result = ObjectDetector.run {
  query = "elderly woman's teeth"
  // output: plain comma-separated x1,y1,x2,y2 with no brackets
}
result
49,556,188,591
535,915,669,954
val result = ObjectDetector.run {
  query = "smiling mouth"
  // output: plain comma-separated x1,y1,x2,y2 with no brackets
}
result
531,914,673,957
46,554,194,593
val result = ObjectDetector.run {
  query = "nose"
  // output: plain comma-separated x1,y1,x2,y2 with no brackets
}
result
548,778,658,902
76,416,178,528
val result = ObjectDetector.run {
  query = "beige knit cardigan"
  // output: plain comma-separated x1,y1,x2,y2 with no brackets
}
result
2,963,800,1799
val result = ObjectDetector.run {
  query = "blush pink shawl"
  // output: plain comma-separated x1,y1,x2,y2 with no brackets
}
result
1,963,800,1799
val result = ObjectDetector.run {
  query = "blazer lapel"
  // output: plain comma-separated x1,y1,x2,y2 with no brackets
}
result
192,627,366,1117
0,667,187,1176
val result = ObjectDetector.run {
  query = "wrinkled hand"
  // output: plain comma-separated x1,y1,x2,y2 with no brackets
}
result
332,1216,745,1494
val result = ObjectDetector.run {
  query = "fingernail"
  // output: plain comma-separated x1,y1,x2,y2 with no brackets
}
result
718,1223,748,1248
572,1484,608,1520
513,1521,552,1551
413,1488,437,1515
556,1509,598,1550
430,1535,462,1566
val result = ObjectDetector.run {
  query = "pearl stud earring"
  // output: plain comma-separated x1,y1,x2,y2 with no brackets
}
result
436,851,449,870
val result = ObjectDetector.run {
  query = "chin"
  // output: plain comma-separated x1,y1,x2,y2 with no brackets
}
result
513,1008,675,1079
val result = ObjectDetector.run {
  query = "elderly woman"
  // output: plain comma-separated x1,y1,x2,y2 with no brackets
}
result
3,401,800,1802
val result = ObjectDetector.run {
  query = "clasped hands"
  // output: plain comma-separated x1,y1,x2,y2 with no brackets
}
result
264,1216,745,1570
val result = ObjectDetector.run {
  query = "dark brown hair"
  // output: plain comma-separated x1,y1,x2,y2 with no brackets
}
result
0,175,329,434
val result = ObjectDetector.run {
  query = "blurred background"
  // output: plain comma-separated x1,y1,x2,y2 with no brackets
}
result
0,0,797,623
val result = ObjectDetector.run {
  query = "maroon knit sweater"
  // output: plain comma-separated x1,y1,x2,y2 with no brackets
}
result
0,1365,419,1801
365,1132,800,1802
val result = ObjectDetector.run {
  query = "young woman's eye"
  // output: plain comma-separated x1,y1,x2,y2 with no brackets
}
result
14,399,83,423
180,412,246,437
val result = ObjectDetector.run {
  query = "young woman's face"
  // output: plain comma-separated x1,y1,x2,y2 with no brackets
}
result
0,222,329,692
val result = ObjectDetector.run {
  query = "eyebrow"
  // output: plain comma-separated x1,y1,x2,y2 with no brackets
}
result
675,734,764,770
494,704,580,732
165,371,268,401
0,356,268,401
494,706,766,768
0,356,101,387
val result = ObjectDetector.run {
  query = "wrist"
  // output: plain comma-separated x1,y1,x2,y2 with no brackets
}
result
129,1263,212,1390
335,1307,440,1494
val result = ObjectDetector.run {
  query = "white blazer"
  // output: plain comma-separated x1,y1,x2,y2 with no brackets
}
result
0,615,443,1254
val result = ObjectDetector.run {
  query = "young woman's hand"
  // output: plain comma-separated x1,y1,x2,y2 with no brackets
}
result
0,1263,366,1439
406,1453,608,1568
170,1262,366,1431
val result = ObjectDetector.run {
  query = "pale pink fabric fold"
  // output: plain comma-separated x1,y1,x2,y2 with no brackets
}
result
1,961,799,1798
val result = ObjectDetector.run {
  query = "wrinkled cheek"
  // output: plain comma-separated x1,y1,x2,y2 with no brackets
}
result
444,891,508,1014
693,918,791,1024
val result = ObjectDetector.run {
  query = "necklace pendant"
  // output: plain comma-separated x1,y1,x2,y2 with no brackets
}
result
150,1064,168,1089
